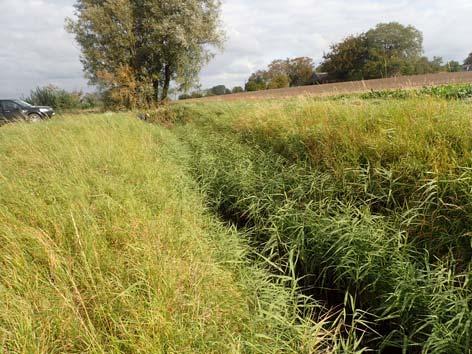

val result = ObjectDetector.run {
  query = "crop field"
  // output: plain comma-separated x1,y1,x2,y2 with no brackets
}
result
1,85,472,353
188,71,472,102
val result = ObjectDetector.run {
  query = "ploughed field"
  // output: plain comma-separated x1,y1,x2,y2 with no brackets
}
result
187,71,472,102
1,87,472,353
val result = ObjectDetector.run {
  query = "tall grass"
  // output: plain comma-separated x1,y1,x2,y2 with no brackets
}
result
0,115,334,353
169,96,472,352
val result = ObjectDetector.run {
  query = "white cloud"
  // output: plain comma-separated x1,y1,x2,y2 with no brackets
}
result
0,0,471,96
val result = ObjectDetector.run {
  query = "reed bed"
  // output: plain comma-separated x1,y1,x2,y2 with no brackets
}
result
172,95,472,352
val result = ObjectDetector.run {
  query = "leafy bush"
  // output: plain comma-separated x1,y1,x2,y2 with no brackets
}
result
420,84,472,99
25,85,102,110
178,93,191,100
232,86,244,93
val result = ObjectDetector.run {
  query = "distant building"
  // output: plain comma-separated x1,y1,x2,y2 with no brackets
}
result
463,64,472,72
312,72,330,84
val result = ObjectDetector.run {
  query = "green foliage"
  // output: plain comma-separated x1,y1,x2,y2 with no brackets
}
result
267,73,290,89
209,85,228,96
246,57,315,91
178,91,205,100
245,70,268,91
420,84,472,99
320,22,448,81
80,92,102,109
170,97,472,352
232,86,244,93
178,93,191,100
25,85,101,110
445,60,463,72
66,0,224,107
319,35,370,81
365,22,423,77
360,84,472,100
287,57,315,86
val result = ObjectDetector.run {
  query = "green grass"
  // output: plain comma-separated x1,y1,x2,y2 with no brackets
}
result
3,91,471,353
0,115,333,353
165,96,472,353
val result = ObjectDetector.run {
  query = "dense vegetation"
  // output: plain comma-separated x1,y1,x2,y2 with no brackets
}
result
233,23,470,97
67,0,224,107
357,83,472,100
2,86,471,353
25,85,102,111
319,22,455,81
159,93,472,352
0,116,335,353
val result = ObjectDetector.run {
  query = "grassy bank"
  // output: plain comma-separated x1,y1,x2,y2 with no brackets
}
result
0,115,331,353
168,96,472,353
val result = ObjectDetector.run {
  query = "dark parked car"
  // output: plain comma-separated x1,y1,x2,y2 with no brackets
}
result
0,99,54,124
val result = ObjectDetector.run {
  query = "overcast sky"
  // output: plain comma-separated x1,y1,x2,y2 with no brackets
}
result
0,0,471,97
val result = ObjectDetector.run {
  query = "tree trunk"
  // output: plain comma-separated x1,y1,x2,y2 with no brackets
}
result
153,79,160,104
161,64,171,101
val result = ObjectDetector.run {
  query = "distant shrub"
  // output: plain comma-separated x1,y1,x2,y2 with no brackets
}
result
178,93,191,100
25,85,102,110
208,85,228,96
190,92,204,99
179,91,205,100
81,92,103,109
232,86,244,93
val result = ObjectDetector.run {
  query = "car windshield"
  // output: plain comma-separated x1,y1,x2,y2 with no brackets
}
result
13,100,33,108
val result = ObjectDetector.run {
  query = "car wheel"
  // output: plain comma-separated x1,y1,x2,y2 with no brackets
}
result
27,113,42,123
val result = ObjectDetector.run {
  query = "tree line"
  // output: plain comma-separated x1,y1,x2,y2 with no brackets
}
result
241,23,469,93
180,23,471,99
61,6,472,106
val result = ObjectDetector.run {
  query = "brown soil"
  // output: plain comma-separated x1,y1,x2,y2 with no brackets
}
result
184,72,472,103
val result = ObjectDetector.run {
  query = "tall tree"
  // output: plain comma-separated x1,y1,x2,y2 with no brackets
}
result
364,22,423,78
246,57,315,91
320,23,425,81
245,70,269,91
66,0,224,107
465,53,472,65
445,60,462,72
287,57,315,86
319,35,370,81
266,59,290,88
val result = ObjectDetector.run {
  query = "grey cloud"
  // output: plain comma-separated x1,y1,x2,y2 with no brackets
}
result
200,0,472,89
0,0,86,97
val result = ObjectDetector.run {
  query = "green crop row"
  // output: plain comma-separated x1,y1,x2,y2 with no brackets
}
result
360,83,472,100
